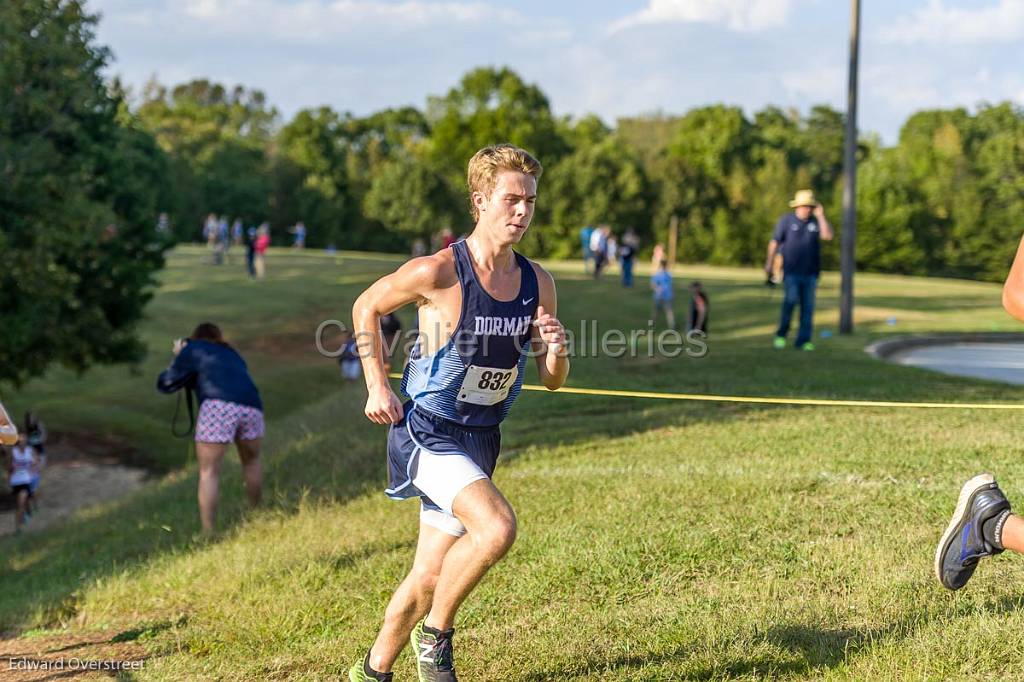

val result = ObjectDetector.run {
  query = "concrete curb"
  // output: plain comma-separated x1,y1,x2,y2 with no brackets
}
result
865,332,1024,360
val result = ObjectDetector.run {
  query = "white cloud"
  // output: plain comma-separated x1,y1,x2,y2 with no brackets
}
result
609,0,796,33
101,0,523,45
881,0,1024,45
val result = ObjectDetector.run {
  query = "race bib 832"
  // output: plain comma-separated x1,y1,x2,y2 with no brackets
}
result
458,364,519,406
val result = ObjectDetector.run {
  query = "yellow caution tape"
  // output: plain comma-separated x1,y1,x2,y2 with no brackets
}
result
386,374,1023,410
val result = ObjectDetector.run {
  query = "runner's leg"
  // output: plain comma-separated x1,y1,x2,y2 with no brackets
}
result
1002,514,1024,553
368,523,459,672
425,479,516,631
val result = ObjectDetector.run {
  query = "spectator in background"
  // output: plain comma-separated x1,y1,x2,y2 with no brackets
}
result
6,433,39,534
765,189,833,351
411,238,427,258
379,313,403,372
441,227,455,250
620,227,639,288
23,412,45,512
292,222,307,249
156,212,170,235
231,219,244,247
580,225,595,274
605,231,619,275
157,322,264,533
338,330,361,381
204,214,218,254
254,223,270,280
212,215,229,265
590,225,609,279
650,259,675,329
245,226,257,279
652,242,666,270
689,281,709,335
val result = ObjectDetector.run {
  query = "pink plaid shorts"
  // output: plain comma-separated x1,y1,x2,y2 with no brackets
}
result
195,399,265,443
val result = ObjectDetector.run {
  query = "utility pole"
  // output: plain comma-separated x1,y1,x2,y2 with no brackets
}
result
840,0,860,334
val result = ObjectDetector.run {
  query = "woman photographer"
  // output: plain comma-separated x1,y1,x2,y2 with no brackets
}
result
157,322,263,533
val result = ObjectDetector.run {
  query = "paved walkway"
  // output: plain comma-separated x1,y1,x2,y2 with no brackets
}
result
889,342,1024,385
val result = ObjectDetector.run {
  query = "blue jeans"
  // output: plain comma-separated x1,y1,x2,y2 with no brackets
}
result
621,258,634,287
776,273,818,347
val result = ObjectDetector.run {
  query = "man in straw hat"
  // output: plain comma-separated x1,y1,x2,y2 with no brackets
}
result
764,189,833,350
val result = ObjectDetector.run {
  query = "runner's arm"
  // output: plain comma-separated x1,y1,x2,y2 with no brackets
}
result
1003,232,1024,322
352,255,447,423
531,266,569,391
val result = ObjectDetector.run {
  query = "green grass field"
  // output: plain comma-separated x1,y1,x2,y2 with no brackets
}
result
4,245,1024,680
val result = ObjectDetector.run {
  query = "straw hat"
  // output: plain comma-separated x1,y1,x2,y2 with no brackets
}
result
788,189,819,208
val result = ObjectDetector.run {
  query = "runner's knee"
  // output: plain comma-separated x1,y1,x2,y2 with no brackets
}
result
410,562,441,594
473,511,517,560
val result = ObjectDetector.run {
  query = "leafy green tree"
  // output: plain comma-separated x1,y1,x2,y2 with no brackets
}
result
271,107,350,247
137,79,277,237
426,67,569,188
540,139,648,258
363,154,464,242
0,0,169,385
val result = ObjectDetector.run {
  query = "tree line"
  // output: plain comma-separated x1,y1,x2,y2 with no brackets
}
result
2,0,1022,382
142,70,1024,283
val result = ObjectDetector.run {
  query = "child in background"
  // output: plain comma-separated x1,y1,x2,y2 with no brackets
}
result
689,281,709,335
650,259,675,329
7,433,39,533
23,412,45,512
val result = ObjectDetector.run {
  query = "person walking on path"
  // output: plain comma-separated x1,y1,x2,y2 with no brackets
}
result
347,144,568,682
765,189,833,350
157,323,264,533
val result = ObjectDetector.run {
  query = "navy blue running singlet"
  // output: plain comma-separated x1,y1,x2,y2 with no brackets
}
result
401,240,539,427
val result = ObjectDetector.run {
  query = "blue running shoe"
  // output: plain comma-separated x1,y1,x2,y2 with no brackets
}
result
935,473,1012,591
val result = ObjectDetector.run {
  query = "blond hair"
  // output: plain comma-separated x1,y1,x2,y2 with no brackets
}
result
466,144,543,220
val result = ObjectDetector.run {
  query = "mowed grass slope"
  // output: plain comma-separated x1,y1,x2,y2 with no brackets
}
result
4,245,1024,680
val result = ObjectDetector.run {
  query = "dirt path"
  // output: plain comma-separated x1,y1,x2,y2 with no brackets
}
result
0,630,149,681
1,436,150,538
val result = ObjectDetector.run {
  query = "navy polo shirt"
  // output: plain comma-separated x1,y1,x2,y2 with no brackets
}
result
772,213,822,277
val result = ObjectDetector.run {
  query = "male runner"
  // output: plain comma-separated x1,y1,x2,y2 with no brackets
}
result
348,144,569,681
935,231,1024,590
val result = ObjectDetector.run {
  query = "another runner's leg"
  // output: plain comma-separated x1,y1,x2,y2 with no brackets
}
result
425,479,517,631
367,523,459,673
1003,513,1024,553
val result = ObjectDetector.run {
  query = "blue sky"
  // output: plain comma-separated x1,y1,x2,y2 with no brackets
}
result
90,0,1024,143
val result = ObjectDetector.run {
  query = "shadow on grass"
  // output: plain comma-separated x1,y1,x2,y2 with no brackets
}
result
519,596,1024,680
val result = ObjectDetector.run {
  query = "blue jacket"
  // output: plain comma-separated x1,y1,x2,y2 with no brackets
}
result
156,340,262,410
